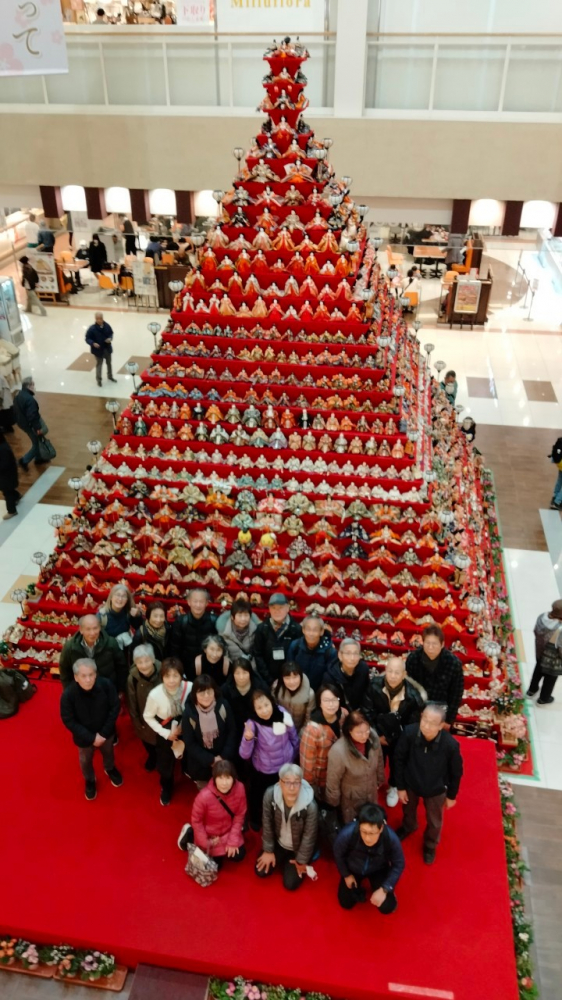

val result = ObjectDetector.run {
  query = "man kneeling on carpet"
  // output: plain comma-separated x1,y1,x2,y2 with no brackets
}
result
178,759,247,866
394,703,463,865
256,762,318,891
333,802,405,913
60,658,123,801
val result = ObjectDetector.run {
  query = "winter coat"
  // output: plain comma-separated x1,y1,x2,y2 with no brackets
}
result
13,386,41,435
88,240,107,273
220,671,269,742
325,730,385,824
271,674,315,732
170,609,217,680
191,779,247,856
131,622,172,665
253,615,303,685
126,663,161,745
405,646,464,725
369,674,427,744
58,629,127,692
394,724,463,801
299,707,348,798
182,697,237,781
534,613,562,661
0,439,18,491
286,634,338,692
85,322,113,355
60,677,119,748
262,779,318,865
238,709,299,775
217,615,258,666
322,659,374,718
97,606,140,640
333,822,405,891
21,262,39,291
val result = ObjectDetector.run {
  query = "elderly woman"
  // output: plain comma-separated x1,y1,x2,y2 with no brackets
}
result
194,634,230,684
126,643,161,771
143,657,191,806
299,683,347,802
323,637,373,716
131,601,171,665
180,759,247,864
97,584,141,650
182,675,237,787
256,762,318,891
239,689,299,829
370,656,426,807
217,597,258,665
271,661,315,733
325,710,385,824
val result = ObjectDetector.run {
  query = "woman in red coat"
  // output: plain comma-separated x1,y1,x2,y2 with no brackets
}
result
184,760,247,865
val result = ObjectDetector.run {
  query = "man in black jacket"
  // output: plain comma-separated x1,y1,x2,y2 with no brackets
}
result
13,377,46,471
333,802,405,912
253,593,302,684
370,656,426,808
170,588,216,680
85,312,117,387
405,625,464,728
394,703,463,865
322,637,373,717
60,658,122,801
20,256,47,316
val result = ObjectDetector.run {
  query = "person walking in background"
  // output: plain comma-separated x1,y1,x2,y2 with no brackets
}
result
19,257,47,317
13,376,46,472
88,235,107,274
60,658,122,801
548,434,562,510
0,431,20,520
526,598,562,705
0,374,15,433
25,214,40,248
119,215,137,256
85,312,117,387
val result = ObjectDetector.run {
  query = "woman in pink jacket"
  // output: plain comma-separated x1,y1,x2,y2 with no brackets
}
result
186,760,247,865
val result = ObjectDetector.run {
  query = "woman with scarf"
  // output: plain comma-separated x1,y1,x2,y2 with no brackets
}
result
217,597,258,666
271,661,315,733
131,602,171,665
143,657,191,806
239,689,299,829
97,584,142,653
182,675,237,788
300,683,348,846
194,634,230,684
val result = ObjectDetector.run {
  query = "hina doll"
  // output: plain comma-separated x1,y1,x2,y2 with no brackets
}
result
253,228,273,251
272,228,296,252
284,158,313,182
236,248,252,279
256,207,277,234
284,183,305,205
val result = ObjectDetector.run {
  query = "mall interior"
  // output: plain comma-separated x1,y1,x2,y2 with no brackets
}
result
0,2,561,1000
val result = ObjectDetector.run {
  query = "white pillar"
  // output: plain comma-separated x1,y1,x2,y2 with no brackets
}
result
333,0,369,118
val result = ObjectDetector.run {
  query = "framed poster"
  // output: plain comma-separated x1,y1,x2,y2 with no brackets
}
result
27,251,58,294
454,279,481,315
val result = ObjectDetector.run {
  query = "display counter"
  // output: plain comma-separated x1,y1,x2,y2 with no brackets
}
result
438,267,493,328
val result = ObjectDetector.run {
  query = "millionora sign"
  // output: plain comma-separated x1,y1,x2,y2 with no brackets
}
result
216,0,324,32
0,0,68,76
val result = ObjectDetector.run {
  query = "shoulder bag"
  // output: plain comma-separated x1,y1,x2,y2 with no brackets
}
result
540,627,562,677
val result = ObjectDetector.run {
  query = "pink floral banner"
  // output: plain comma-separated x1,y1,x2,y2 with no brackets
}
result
1,0,67,77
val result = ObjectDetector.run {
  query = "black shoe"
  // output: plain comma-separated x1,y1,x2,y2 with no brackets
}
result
18,458,29,472
144,755,157,772
96,380,102,387
537,696,555,705
249,820,261,832
14,491,21,501
550,502,562,511
395,825,415,841
105,768,123,787
160,787,172,806
423,847,436,865
85,780,97,801
177,823,193,850
108,377,117,383
113,734,119,746
526,688,538,698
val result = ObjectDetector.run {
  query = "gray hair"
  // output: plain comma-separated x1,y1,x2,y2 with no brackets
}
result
78,614,99,629
423,702,447,722
339,637,361,652
279,762,303,781
133,643,155,662
302,615,324,629
188,587,209,601
72,658,97,675
22,376,34,389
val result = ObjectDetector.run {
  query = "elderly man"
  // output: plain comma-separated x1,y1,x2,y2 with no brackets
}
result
170,588,217,680
256,763,318,891
394,703,463,864
59,615,127,692
126,643,161,771
60,658,122,800
287,616,338,692
85,312,117,388
253,592,302,685
405,625,464,729
323,637,373,715
334,802,405,913
13,376,46,472
370,656,427,807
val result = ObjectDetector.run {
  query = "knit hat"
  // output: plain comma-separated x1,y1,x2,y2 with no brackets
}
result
269,593,289,606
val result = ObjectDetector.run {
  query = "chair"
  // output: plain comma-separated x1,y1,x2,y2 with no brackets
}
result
161,252,175,265
402,290,419,312
386,245,403,270
59,250,74,263
98,272,118,297
451,241,473,274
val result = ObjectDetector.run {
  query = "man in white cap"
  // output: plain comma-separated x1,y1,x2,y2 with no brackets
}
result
74,240,90,290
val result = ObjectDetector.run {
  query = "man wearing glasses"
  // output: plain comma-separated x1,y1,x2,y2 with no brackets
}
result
255,763,318,890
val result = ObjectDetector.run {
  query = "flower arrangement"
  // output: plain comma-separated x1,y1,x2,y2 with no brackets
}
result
57,949,116,981
210,978,329,1000
0,938,16,965
499,777,539,1000
14,940,39,969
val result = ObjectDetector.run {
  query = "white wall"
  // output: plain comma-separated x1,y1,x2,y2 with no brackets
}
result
356,197,453,225
378,0,562,34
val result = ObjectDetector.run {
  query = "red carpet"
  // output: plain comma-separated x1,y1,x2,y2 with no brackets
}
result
0,686,518,1000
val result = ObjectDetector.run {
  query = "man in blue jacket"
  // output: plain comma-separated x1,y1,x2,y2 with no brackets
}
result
333,802,405,912
287,615,338,692
85,312,117,387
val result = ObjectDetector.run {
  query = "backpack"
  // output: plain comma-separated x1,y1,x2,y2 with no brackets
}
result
0,669,38,719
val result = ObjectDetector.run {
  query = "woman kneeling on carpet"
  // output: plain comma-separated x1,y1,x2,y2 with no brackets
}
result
256,763,318,891
333,802,404,912
239,689,299,829
143,657,191,806
178,759,247,864
182,675,237,788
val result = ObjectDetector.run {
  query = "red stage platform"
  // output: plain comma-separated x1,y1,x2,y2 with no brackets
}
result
0,686,518,1000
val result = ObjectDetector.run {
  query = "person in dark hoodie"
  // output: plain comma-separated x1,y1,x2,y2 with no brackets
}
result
221,656,269,745
334,802,404,913
287,616,338,692
253,592,302,684
323,638,373,717
405,625,464,728
370,655,427,808
131,602,172,665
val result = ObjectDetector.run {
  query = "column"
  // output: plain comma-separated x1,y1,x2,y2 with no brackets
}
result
84,188,107,221
502,201,523,237
553,205,562,238
451,199,471,234
39,186,63,219
333,0,369,118
175,191,194,226
129,189,151,226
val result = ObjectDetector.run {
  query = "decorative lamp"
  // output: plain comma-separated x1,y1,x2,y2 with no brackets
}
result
212,189,225,207
467,595,485,614
323,137,333,149
48,513,65,530
147,321,161,350
407,429,420,442
372,237,382,250
346,240,359,253
313,147,327,160
413,319,422,333
126,361,140,390
87,439,102,458
357,204,369,219
168,280,184,294
191,231,206,247
342,175,352,187
68,476,83,500
10,588,27,614
455,404,464,415
399,296,411,309
439,508,454,523
423,342,435,360
359,288,373,302
105,399,121,429
454,552,471,570
424,469,437,483
484,640,501,659
329,192,343,207
32,551,47,568
434,360,446,374
233,146,244,166
393,385,405,397
378,335,391,348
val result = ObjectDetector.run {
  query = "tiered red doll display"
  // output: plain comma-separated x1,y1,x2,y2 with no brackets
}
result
2,39,527,767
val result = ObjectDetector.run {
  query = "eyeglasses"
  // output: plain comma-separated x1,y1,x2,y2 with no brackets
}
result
280,779,302,788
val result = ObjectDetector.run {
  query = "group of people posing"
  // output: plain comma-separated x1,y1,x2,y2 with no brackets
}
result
59,585,464,910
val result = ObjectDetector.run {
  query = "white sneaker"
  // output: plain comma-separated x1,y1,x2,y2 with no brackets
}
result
386,786,399,808
177,823,193,851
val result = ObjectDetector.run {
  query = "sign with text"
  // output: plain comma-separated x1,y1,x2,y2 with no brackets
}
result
27,252,58,294
175,0,212,26
132,259,158,304
1,0,68,77
216,0,324,33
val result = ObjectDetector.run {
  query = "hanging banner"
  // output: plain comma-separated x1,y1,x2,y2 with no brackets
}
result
176,0,213,27
216,0,324,33
1,1,68,77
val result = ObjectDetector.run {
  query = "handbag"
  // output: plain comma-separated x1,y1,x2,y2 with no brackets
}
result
37,435,56,462
185,843,218,887
39,417,49,435
540,627,562,677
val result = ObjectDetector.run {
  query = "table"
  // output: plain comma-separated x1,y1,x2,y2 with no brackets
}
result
413,245,446,278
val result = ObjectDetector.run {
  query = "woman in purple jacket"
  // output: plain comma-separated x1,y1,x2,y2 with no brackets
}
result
239,689,299,829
